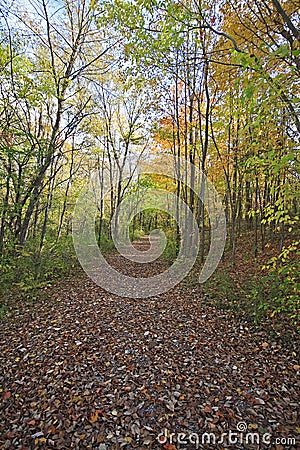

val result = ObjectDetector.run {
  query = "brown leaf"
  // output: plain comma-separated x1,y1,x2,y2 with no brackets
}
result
89,411,100,423
27,420,36,426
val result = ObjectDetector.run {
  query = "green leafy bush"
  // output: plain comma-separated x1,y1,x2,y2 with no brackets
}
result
0,235,79,295
253,241,300,322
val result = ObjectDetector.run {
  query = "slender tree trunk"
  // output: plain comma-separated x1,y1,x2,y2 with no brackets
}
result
0,162,11,255
200,59,210,263
56,144,75,242
97,150,105,247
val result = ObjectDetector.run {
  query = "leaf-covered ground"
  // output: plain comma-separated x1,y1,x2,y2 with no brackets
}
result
1,240,299,449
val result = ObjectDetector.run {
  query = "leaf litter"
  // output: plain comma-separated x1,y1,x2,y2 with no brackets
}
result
0,245,299,449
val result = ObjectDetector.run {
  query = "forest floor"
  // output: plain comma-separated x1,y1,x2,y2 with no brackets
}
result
0,238,299,450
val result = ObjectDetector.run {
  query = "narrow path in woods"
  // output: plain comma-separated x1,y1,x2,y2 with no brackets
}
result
0,239,299,449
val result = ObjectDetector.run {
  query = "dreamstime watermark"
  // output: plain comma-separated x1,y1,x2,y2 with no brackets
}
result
157,422,297,448
72,155,226,298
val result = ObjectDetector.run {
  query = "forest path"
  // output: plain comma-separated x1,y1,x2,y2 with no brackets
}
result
0,239,299,449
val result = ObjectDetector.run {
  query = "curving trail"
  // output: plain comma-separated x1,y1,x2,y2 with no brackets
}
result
0,240,299,449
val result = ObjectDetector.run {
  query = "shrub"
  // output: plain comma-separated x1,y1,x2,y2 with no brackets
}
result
253,241,300,322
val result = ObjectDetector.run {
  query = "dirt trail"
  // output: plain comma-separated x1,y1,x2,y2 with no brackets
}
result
0,240,299,449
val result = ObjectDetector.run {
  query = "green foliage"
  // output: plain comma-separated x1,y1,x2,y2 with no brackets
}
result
0,304,6,319
130,228,146,241
0,236,79,296
98,232,116,253
161,229,178,262
253,242,300,322
202,271,240,311
196,237,299,327
262,198,298,228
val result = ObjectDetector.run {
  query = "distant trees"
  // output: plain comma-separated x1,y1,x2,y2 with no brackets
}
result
100,0,299,263
0,0,105,251
0,0,152,257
